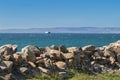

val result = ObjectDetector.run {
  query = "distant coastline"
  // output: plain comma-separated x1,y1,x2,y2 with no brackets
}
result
0,27,120,33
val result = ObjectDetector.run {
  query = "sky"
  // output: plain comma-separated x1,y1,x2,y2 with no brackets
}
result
0,0,120,29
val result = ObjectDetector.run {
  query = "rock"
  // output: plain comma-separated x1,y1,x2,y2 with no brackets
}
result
30,68,40,77
67,59,74,67
0,61,13,72
3,55,13,61
50,45,58,50
5,73,16,80
13,52,23,65
48,50,62,60
28,61,36,68
0,44,13,57
82,45,96,51
19,67,28,74
93,64,102,73
115,62,120,68
12,45,18,53
61,52,74,59
117,55,120,63
44,58,53,68
59,45,68,53
55,61,66,70
59,72,68,79
74,52,81,68
35,59,45,67
109,57,115,64
67,47,81,53
103,48,115,58
45,47,51,52
38,67,51,74
21,45,41,62
94,50,103,58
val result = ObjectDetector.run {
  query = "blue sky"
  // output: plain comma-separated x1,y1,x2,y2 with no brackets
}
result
0,0,120,29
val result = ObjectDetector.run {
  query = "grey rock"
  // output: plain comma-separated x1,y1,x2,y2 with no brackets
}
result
59,45,68,53
82,45,95,51
50,45,58,50
0,61,13,72
38,66,51,74
21,45,41,62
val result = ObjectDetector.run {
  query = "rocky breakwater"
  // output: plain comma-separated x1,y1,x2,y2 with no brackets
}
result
1,41,120,79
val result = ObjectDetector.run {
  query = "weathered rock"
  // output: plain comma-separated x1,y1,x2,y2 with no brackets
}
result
74,52,81,68
3,55,13,61
48,50,62,60
0,61,13,72
45,47,51,52
12,45,18,53
59,45,68,53
44,58,53,68
38,67,51,74
5,73,16,80
67,59,74,67
103,48,116,58
13,52,23,65
19,67,28,74
82,45,95,51
55,61,66,70
94,50,103,58
21,45,41,62
109,57,115,64
28,61,36,68
35,59,45,67
0,44,13,57
61,52,74,59
117,55,120,63
67,47,81,53
50,45,59,50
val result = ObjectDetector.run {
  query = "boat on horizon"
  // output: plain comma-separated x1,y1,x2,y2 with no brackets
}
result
45,31,51,34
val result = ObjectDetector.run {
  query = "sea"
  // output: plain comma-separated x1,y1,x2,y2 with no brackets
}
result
0,33,120,51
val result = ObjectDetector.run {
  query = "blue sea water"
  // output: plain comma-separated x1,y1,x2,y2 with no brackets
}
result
0,33,120,51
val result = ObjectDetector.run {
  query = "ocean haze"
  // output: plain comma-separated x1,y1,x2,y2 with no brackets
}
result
0,27,120,33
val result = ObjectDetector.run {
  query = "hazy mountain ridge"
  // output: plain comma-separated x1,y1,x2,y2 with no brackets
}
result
0,27,120,33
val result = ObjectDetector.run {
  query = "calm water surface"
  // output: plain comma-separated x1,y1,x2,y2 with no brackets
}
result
0,33,120,51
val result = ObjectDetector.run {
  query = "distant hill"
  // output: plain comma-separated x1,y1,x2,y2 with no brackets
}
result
0,27,120,33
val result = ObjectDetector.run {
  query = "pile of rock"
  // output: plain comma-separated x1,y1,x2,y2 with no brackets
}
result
1,41,120,79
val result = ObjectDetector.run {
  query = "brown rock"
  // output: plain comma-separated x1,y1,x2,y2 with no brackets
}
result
55,61,66,70
109,57,115,64
49,50,62,60
28,61,36,68
61,52,74,59
67,47,81,53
